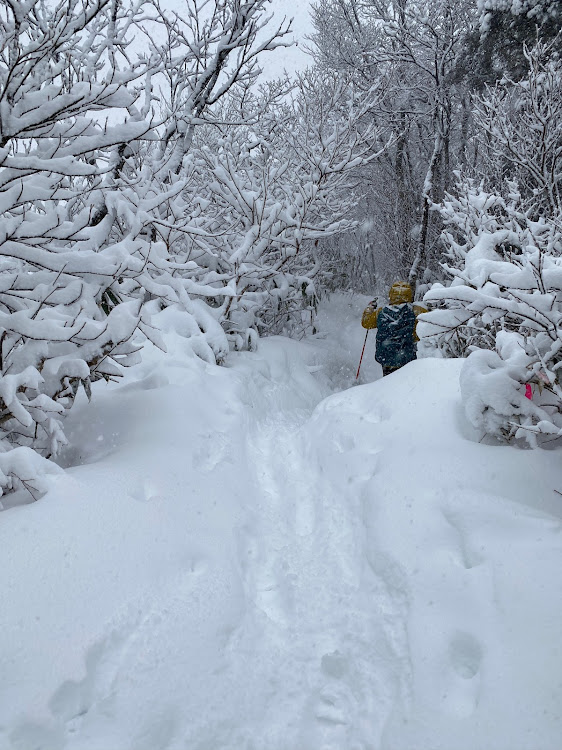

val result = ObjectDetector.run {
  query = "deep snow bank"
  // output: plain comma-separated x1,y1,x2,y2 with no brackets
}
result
305,357,562,749
1,295,561,750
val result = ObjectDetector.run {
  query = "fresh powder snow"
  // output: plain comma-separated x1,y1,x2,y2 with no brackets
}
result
1,294,561,750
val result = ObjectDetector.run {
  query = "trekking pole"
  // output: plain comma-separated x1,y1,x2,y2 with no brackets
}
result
355,330,369,381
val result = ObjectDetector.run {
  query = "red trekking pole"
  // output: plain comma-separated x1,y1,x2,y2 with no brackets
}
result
355,330,369,381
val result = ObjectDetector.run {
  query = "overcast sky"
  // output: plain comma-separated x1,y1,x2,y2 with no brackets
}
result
149,1,313,84
259,0,314,79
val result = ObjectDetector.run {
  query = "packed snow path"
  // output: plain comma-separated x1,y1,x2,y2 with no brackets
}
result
1,295,562,750
232,357,408,750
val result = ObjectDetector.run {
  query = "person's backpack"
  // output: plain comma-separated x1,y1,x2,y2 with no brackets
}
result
375,303,416,369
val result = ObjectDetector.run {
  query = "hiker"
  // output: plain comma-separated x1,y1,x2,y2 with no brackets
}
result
361,282,427,376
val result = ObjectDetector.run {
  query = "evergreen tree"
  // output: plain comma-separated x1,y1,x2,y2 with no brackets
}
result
457,0,562,87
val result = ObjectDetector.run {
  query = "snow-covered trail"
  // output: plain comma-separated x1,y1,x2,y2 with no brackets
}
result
229,341,407,749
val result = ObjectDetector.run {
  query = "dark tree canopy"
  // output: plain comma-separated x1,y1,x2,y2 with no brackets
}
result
456,0,562,87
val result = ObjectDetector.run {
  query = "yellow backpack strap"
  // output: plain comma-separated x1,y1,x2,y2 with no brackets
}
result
361,301,380,329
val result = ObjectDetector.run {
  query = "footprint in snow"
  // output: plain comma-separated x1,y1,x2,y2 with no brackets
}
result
192,432,230,473
10,627,138,749
450,631,483,679
300,650,378,750
442,631,483,718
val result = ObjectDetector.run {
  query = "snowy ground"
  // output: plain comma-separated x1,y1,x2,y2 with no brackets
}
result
2,293,562,750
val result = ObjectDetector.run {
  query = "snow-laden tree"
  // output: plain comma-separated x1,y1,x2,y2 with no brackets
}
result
309,0,476,289
148,0,292,180
176,73,387,344
0,0,167,496
98,0,294,362
144,12,389,346
0,0,384,497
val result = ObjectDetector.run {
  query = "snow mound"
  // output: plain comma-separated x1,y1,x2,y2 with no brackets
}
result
307,357,562,749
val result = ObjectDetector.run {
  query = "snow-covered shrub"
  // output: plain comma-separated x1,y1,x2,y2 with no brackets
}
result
419,177,562,446
0,0,189,496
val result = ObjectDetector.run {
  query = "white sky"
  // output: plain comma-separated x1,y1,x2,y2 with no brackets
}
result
259,0,314,79
160,0,314,81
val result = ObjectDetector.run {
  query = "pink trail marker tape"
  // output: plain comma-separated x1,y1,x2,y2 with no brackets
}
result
525,384,533,400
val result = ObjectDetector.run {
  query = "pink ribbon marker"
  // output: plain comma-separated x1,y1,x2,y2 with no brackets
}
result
525,384,533,400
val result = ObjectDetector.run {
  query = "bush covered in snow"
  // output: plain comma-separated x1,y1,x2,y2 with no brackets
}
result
419,179,562,446
0,0,169,496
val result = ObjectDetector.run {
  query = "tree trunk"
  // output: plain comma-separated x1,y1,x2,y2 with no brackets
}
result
408,132,442,288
